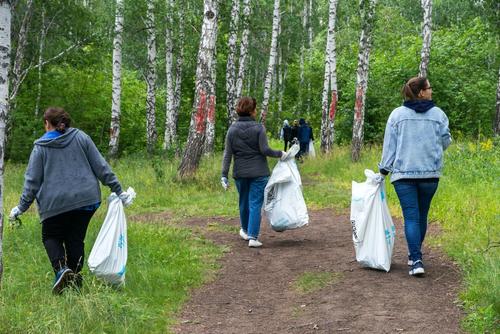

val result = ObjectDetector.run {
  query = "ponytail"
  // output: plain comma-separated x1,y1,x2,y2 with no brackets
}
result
44,107,72,133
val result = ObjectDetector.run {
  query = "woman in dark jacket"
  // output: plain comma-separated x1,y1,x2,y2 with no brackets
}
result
9,107,133,293
221,97,285,247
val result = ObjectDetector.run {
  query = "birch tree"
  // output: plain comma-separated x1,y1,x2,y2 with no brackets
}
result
108,0,124,158
299,0,308,87
320,0,339,153
178,0,218,177
172,7,185,154
495,67,500,136
0,0,11,285
145,0,157,154
226,0,240,124
351,0,377,162
419,0,432,77
203,30,218,155
163,0,175,150
260,0,280,125
235,0,250,100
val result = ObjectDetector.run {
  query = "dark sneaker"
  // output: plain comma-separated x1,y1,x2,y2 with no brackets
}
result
52,267,73,294
409,260,425,276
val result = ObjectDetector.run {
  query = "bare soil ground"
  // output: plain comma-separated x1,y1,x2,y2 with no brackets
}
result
170,210,463,334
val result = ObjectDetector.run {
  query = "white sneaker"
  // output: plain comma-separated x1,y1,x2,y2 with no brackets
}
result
239,229,249,241
248,239,262,248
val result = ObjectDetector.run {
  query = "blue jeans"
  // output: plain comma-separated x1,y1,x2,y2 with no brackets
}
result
235,176,269,240
393,180,439,262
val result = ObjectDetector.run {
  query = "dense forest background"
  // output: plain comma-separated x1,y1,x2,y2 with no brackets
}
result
6,0,500,160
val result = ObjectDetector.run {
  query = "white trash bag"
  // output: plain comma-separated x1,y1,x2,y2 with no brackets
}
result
350,170,395,272
88,187,136,285
264,144,309,232
308,140,316,158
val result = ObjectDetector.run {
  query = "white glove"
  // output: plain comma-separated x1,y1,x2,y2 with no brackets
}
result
9,206,22,220
119,191,134,207
280,151,291,161
374,173,385,184
221,177,229,191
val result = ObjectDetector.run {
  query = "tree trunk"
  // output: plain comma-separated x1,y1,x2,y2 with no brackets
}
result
495,67,500,136
260,0,280,125
226,0,240,124
178,0,218,177
163,0,175,151
235,0,250,100
0,0,11,286
203,29,218,155
299,0,307,87
351,0,377,162
306,0,313,115
108,0,124,158
172,7,185,155
145,0,157,154
320,0,339,153
419,0,432,77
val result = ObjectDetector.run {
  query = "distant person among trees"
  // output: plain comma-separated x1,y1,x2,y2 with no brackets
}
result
280,119,293,151
9,107,133,294
291,119,299,143
297,118,314,160
221,97,287,247
378,77,451,276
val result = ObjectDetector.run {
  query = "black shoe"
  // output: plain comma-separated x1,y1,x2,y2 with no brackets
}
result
52,267,73,294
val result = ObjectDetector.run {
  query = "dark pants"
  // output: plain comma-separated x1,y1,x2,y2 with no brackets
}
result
393,179,439,262
297,141,308,159
42,209,95,273
284,140,291,151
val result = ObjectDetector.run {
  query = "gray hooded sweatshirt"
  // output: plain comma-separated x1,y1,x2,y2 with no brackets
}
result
17,128,122,221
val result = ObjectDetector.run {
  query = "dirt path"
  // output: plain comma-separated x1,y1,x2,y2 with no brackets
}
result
171,210,463,334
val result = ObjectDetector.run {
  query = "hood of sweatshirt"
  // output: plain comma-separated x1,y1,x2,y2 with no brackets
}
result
34,127,79,148
403,100,435,113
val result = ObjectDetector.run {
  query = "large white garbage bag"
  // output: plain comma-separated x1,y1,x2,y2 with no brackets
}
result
88,187,136,285
308,140,316,158
350,170,395,272
264,144,309,232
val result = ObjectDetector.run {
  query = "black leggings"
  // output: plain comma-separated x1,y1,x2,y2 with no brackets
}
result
42,210,95,273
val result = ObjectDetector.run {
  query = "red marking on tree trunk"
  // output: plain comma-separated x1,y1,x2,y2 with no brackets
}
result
354,87,364,120
329,91,337,120
195,90,207,134
207,95,216,123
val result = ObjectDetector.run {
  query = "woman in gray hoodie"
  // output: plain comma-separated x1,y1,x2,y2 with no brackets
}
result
379,77,451,277
9,107,132,293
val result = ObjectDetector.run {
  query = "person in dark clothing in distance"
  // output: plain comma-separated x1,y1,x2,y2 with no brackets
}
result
280,120,293,151
297,118,313,160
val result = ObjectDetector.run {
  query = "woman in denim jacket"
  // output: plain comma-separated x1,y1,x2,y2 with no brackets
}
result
379,77,452,276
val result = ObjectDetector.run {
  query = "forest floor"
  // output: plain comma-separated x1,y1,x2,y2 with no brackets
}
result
168,209,463,334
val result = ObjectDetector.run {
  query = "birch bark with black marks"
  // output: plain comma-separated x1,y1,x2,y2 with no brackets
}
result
226,0,240,124
299,0,307,87
260,0,280,125
203,26,218,155
172,8,185,156
235,0,250,100
108,0,124,158
320,0,339,153
351,0,377,162
419,0,432,78
495,67,500,136
0,0,11,286
306,0,313,114
145,0,157,154
178,0,218,177
163,0,175,150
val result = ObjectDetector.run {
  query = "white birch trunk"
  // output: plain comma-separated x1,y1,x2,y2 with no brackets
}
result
226,0,240,124
235,0,250,99
34,5,46,117
163,0,175,150
419,0,432,78
320,0,339,153
299,0,307,86
178,0,218,177
145,0,157,154
351,0,377,162
306,0,313,114
260,0,280,125
203,30,218,155
0,0,11,285
495,67,500,136
108,0,124,158
172,7,185,155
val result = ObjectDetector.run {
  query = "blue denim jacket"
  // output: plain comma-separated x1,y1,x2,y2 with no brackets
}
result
379,105,452,183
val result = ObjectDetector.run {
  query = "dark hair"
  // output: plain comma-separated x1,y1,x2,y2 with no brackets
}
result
402,76,429,101
44,107,72,133
236,96,257,117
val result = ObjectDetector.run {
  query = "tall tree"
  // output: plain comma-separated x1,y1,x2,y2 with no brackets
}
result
419,0,432,77
225,0,240,124
320,0,339,153
178,0,218,177
108,0,125,158
260,0,281,125
299,0,308,87
203,26,218,155
145,0,157,154
495,67,500,136
351,0,377,162
0,0,11,286
172,6,185,155
235,0,250,100
163,0,175,150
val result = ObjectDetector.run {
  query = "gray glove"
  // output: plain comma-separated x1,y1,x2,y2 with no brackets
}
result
119,191,134,207
9,206,22,220
221,177,229,191
374,173,385,184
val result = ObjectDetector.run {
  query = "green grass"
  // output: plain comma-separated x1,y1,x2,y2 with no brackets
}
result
292,271,344,294
0,138,498,333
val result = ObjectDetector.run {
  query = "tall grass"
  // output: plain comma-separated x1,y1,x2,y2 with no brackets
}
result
0,138,497,332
